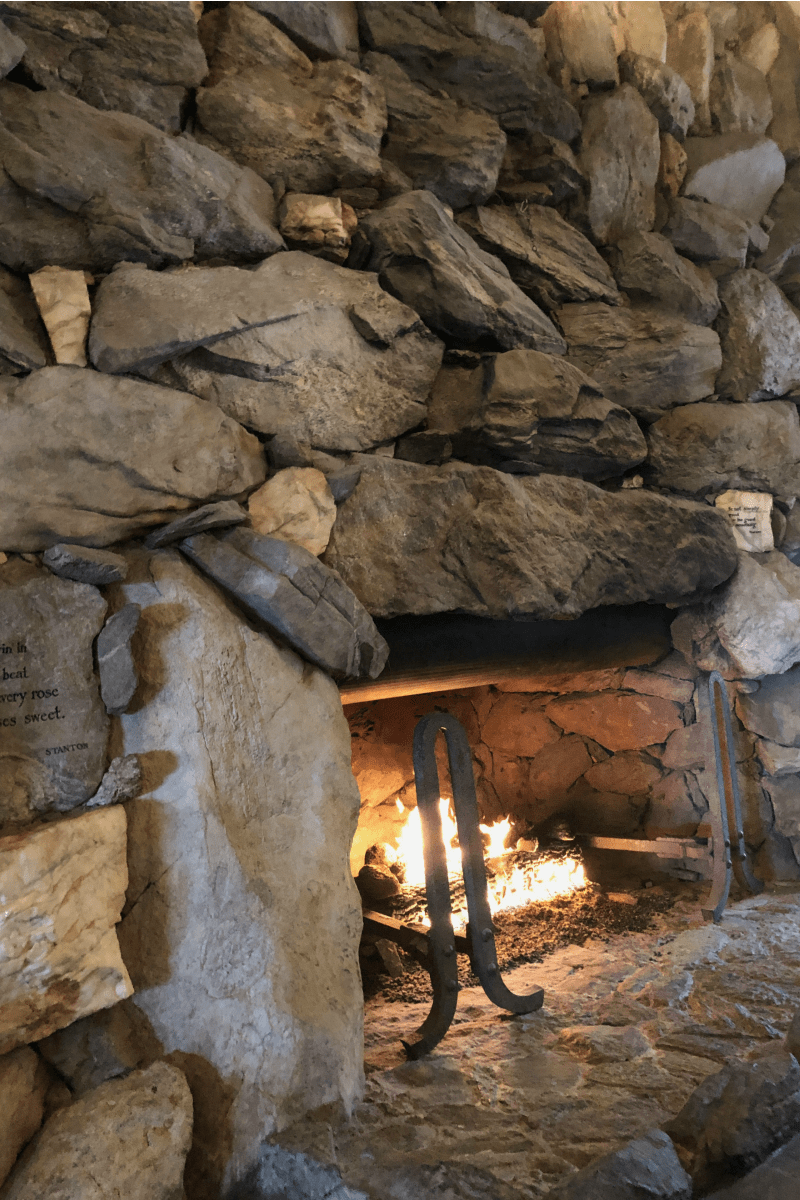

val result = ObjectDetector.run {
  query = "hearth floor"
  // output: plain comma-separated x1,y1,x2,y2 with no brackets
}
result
271,884,800,1199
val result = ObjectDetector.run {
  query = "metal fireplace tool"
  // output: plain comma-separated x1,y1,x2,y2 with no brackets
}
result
363,671,761,1058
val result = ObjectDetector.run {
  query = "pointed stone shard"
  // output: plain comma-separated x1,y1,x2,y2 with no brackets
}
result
42,544,128,586
28,266,91,367
0,806,132,1054
143,500,246,550
97,605,140,717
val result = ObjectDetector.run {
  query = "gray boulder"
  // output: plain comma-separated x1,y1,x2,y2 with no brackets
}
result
683,133,785,224
550,1129,691,1200
557,303,722,421
428,349,647,481
92,254,443,452
619,51,695,140
97,605,140,717
0,367,265,551
574,84,661,245
364,52,506,210
710,52,773,136
322,457,737,619
43,544,128,586
0,1,207,132
756,163,800,306
0,17,23,79
357,1,580,143
606,231,720,325
662,196,750,271
196,5,385,194
672,551,800,679
1,1062,193,1200
647,401,800,496
247,1,359,63
715,269,800,402
457,203,619,312
181,528,389,681
352,190,566,353
0,84,283,275
736,667,800,748
0,266,49,372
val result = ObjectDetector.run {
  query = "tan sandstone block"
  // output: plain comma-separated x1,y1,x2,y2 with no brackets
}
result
28,266,91,367
248,466,336,555
0,807,132,1054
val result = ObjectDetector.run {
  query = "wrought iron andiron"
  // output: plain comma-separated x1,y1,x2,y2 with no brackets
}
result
403,712,544,1060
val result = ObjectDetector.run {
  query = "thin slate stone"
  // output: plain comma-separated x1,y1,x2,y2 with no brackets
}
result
144,500,247,550
97,604,140,717
43,544,128,586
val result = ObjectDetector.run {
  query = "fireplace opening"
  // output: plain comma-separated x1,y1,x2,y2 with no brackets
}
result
340,604,719,1006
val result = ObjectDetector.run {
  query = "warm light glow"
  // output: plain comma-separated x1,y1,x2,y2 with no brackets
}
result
393,800,587,926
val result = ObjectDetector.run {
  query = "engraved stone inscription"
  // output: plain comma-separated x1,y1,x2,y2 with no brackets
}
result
0,560,109,820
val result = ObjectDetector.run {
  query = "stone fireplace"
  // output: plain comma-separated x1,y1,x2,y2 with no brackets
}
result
2,1,800,1198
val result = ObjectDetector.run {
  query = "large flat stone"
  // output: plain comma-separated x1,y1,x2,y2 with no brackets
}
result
545,693,683,753
0,83,283,275
196,5,385,194
322,457,737,619
180,527,388,680
1,1061,192,1200
684,133,785,224
606,232,720,326
0,559,108,824
647,401,800,497
112,549,364,1195
91,255,443,452
457,203,619,312
364,52,506,210
428,348,647,480
715,269,800,403
672,551,800,678
558,303,721,421
0,806,131,1055
0,1,207,132
353,190,566,353
358,1,580,143
0,367,265,551
574,84,661,245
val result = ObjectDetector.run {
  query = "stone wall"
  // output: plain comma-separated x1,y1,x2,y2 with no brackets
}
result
1,1,800,1196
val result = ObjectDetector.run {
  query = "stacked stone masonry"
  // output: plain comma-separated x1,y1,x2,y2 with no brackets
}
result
2,1,800,1198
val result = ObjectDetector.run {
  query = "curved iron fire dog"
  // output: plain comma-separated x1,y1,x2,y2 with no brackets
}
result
402,712,544,1060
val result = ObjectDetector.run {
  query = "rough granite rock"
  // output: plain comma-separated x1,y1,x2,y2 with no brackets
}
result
352,190,566,353
711,52,773,136
672,551,800,679
647,401,800,497
0,84,283,275
28,266,91,367
86,755,143,810
247,468,336,556
0,0,207,132
0,559,108,820
550,1129,691,1200
247,1,359,63
666,10,714,134
196,5,385,194
0,1046,48,1189
181,527,388,680
574,84,661,246
715,270,800,403
323,457,737,619
662,197,750,271
0,267,49,372
43,544,128,586
606,232,720,326
557,303,721,421
357,1,580,143
364,52,506,210
0,806,131,1054
756,163,800,304
112,549,364,1195
0,17,24,79
457,203,619,312
428,349,647,480
619,50,695,140
0,367,265,551
97,604,140,717
144,500,247,550
1,1061,192,1200
683,134,785,224
735,667,800,748
91,255,443,453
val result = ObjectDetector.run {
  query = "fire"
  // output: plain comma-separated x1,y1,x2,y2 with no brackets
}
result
393,798,587,926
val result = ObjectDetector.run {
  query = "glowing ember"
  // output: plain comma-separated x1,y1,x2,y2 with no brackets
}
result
393,799,587,926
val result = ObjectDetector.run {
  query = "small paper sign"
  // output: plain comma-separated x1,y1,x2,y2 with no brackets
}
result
714,490,774,553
